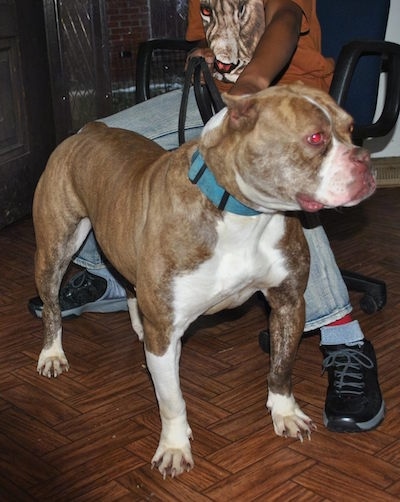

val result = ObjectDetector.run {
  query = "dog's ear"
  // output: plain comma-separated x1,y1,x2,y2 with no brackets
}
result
222,93,258,131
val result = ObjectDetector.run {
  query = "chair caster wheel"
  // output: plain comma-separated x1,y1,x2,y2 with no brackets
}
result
360,294,379,314
258,329,271,354
341,269,386,314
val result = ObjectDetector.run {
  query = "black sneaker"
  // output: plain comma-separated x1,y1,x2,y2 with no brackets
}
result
28,270,128,319
321,340,385,432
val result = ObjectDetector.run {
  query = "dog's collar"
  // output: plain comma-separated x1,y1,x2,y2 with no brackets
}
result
188,150,260,216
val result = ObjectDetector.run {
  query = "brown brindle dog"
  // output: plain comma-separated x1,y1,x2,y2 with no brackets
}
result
33,83,375,478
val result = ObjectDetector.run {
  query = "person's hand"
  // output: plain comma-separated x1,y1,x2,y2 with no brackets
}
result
185,47,215,74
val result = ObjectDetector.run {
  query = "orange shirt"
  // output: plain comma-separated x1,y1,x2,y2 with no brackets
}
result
186,0,334,92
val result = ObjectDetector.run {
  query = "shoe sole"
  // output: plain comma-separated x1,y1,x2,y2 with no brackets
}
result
323,400,385,432
29,298,128,320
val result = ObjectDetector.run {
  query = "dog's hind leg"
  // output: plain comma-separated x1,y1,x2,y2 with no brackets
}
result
35,216,92,377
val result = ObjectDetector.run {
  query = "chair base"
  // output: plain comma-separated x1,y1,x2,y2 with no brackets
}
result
341,269,387,314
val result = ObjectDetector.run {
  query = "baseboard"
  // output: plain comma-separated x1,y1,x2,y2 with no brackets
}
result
373,157,400,187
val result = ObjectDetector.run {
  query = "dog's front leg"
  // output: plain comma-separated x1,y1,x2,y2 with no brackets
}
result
145,336,194,478
266,296,315,441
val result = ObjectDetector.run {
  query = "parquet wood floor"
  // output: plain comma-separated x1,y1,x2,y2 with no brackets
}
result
0,187,399,501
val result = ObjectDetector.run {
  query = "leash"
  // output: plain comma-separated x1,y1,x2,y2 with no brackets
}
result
178,56,225,145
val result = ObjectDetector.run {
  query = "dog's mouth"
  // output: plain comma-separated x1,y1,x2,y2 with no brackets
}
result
296,194,325,212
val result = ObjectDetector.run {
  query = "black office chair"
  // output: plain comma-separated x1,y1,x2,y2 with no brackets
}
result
136,39,196,103
310,0,400,314
135,1,400,320
318,0,398,144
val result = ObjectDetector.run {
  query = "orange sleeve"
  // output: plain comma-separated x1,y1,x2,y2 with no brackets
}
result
186,0,205,41
278,0,335,92
291,0,312,33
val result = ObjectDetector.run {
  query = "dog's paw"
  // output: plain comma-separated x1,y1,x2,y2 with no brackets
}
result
267,391,316,441
151,442,194,478
37,349,69,378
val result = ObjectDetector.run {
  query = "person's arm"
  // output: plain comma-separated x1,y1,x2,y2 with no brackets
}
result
229,0,303,95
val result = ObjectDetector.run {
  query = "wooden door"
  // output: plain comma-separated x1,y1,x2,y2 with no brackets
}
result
0,0,55,229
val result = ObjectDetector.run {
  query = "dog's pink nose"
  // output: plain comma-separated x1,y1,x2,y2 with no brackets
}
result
351,147,371,166
349,147,376,196
350,147,375,179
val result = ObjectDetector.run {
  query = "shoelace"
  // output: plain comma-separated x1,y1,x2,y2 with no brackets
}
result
62,271,92,300
322,347,374,395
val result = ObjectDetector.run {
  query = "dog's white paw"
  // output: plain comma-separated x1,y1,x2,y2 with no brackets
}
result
267,391,315,441
37,349,69,378
151,441,194,478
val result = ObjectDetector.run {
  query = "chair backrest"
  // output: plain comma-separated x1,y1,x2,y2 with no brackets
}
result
136,39,195,103
317,0,391,125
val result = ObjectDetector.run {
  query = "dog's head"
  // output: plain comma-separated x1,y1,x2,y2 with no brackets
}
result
199,83,376,212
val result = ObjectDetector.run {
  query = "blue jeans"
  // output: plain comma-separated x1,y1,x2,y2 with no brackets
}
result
74,89,352,331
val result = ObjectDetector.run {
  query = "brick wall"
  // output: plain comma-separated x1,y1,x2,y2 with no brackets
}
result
105,0,188,111
106,0,151,89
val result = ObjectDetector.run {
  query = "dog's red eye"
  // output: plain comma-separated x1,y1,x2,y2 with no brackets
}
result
307,132,324,145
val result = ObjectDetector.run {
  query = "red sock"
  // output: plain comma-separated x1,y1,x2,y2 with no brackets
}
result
327,313,353,327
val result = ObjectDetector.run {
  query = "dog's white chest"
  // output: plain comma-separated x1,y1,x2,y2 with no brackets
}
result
172,212,288,328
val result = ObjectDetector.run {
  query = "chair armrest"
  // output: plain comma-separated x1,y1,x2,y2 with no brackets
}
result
330,40,400,142
136,38,196,103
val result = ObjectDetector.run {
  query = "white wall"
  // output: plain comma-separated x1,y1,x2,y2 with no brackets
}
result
369,0,400,157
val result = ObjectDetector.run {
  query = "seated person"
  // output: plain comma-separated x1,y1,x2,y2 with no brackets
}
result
29,0,384,433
